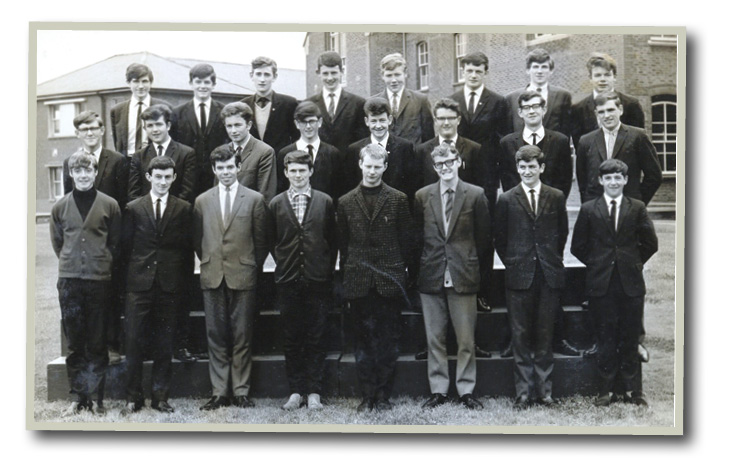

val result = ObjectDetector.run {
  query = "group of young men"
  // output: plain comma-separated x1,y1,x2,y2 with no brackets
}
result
50,46,662,416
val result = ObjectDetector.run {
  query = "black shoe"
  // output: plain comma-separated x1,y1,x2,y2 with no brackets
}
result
554,340,581,356
595,394,611,407
477,297,491,312
459,394,483,410
120,400,144,416
414,350,428,360
638,343,650,363
357,398,373,412
151,400,175,413
630,393,648,406
500,342,513,358
374,398,393,411
513,395,531,410
422,393,448,409
194,351,209,360
232,395,255,408
475,345,492,358
536,396,556,407
93,401,107,415
200,396,230,411
610,392,629,404
174,348,197,363
583,343,598,358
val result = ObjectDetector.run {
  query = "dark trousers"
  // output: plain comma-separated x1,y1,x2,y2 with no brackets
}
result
277,279,331,396
106,263,124,353
506,265,558,399
350,290,401,401
124,279,179,403
57,278,110,401
173,255,195,352
590,269,643,396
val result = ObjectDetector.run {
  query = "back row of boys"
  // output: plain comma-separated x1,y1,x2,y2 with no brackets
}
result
53,48,661,414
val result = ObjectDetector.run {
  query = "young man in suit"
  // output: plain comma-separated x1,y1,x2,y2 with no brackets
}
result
215,102,277,203
276,101,343,200
506,48,572,139
414,142,491,410
50,152,121,415
571,159,658,406
120,156,193,415
193,147,269,411
269,151,337,411
372,53,434,145
170,63,229,197
241,56,299,156
110,63,169,157
571,52,646,148
307,51,368,154
345,96,417,201
494,145,569,409
337,144,415,412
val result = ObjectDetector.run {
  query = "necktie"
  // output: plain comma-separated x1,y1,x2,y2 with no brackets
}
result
536,87,542,93
155,198,162,226
610,199,617,231
468,92,476,115
328,93,336,119
532,133,538,145
199,103,207,133
391,93,399,115
257,97,269,108
529,189,537,214
135,101,143,150
224,186,232,225
606,131,616,159
307,144,314,162
444,188,454,224
157,144,164,157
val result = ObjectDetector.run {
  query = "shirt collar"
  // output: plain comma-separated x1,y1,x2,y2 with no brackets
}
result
322,86,342,102
133,94,151,106
602,122,622,137
386,87,405,101
288,185,312,200
193,97,210,109
521,181,542,197
150,190,169,204
522,126,545,143
604,193,623,207
371,133,389,147
438,134,459,145
527,83,548,94
255,92,273,103
219,181,239,195
464,85,484,102
232,135,251,151
593,89,615,100
84,146,103,158
440,178,459,196
154,137,172,154
296,138,320,152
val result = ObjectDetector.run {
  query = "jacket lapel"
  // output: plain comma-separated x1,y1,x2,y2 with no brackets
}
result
593,131,608,161
445,182,467,238
353,187,370,220
238,140,254,164
333,91,350,123
204,101,219,137
428,185,446,237
395,89,411,119
544,86,556,122
472,90,490,120
158,196,175,233
596,197,616,237
94,150,109,188
224,184,246,232
211,187,225,231
370,185,389,222
616,196,630,235
186,101,202,136
142,195,157,229
516,186,536,219
612,125,629,160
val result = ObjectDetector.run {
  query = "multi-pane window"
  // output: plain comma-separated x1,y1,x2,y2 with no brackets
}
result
417,41,429,90
651,95,677,174
648,34,678,46
48,101,82,137
454,34,467,82
48,166,64,200
325,32,340,52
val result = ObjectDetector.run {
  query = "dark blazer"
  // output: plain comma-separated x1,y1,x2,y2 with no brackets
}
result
241,92,299,155
128,140,198,204
576,124,663,204
121,194,193,293
506,85,572,138
337,183,414,299
571,195,658,297
308,90,369,154
414,180,491,295
268,189,337,284
372,89,434,145
276,141,343,199
63,148,129,208
494,184,568,291
110,97,169,155
344,135,417,200
570,90,645,147
498,129,573,198
170,99,229,195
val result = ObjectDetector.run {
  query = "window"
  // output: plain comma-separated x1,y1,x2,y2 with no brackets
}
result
651,95,677,174
525,33,570,46
48,166,64,200
454,34,467,82
46,99,84,137
325,32,340,52
341,57,347,87
648,34,678,46
417,41,429,90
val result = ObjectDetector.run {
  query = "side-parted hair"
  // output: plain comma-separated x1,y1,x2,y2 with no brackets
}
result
221,102,254,123
526,48,554,70
284,150,314,170
364,97,391,117
461,52,489,71
517,90,546,107
431,141,460,162
126,63,153,83
359,143,389,163
515,145,546,166
380,52,407,73
141,104,173,124
586,52,618,77
73,111,104,129
209,144,242,168
599,158,629,177
251,56,278,75
68,151,98,171
317,51,343,71
594,91,622,109
433,98,461,118
189,63,216,84
147,155,176,174
294,101,322,121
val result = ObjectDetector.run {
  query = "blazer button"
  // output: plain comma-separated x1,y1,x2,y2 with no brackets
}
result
533,257,537,261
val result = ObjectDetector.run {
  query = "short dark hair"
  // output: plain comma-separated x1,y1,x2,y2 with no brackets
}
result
517,90,546,108
294,101,322,121
594,91,622,109
526,48,554,70
126,63,153,83
380,53,407,73
189,63,216,84
251,56,278,75
433,98,461,118
147,155,176,174
68,151,98,171
599,158,629,177
73,111,104,129
364,96,391,117
317,51,343,71
210,144,242,168
515,145,545,166
141,104,173,124
430,141,460,162
283,150,314,171
359,143,389,163
586,52,618,77
221,102,254,123
461,52,489,71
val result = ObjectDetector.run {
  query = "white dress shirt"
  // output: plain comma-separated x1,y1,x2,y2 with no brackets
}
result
521,181,542,214
126,94,151,155
522,126,545,145
604,193,623,230
150,191,169,221
296,138,321,163
218,181,239,218
321,87,343,116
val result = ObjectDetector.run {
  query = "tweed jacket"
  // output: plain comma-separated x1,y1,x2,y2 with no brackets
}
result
345,135,417,201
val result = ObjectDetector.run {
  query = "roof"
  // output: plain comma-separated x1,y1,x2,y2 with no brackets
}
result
37,51,306,100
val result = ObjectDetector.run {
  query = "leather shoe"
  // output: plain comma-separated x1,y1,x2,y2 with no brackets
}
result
595,393,612,407
477,297,491,312
374,398,393,411
174,348,197,363
200,396,230,411
232,395,255,408
121,400,144,416
459,394,483,410
630,393,649,406
151,400,174,413
513,395,531,410
554,340,581,357
536,396,556,407
93,401,107,415
500,341,513,358
583,343,598,358
414,349,428,360
475,345,492,358
638,343,650,363
357,398,373,412
108,349,122,365
422,393,448,409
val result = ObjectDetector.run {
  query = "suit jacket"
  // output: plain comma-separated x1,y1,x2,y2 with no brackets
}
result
576,124,662,204
128,140,198,204
277,141,343,199
308,90,369,154
170,99,229,194
571,195,658,297
241,92,299,155
506,85,572,138
494,184,568,291
498,129,573,198
414,180,491,295
122,194,193,293
344,135,417,200
193,183,269,291
217,139,276,204
110,97,169,155
372,89,435,145
63,148,129,208
337,183,414,299
570,90,645,148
